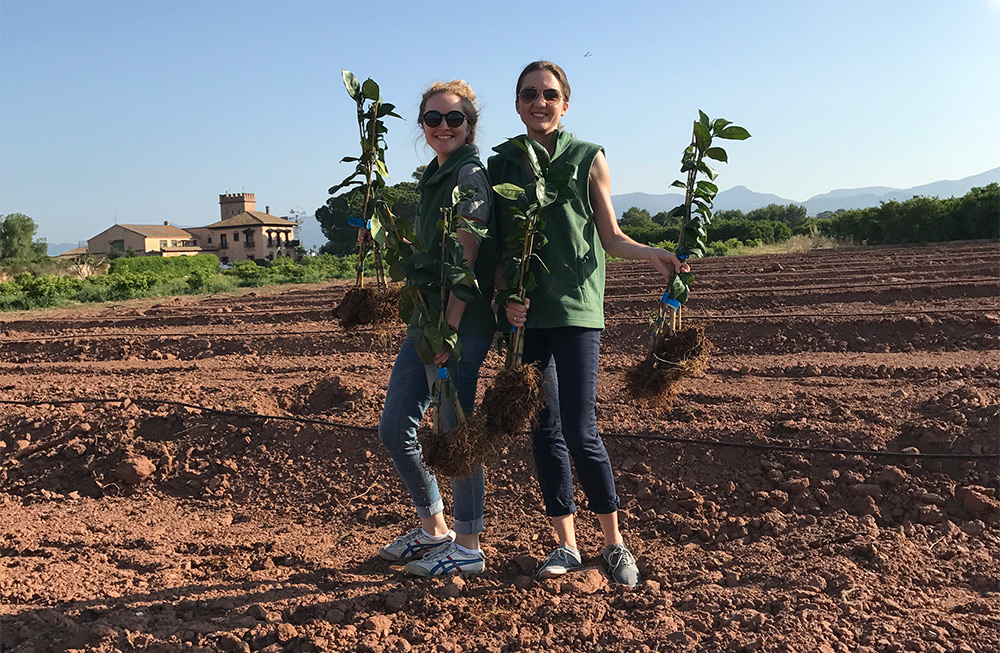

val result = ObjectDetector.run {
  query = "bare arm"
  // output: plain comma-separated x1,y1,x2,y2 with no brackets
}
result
589,151,690,279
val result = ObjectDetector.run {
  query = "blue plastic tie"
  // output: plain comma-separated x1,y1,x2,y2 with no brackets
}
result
661,297,681,310
677,253,689,261
437,367,449,379
348,216,365,228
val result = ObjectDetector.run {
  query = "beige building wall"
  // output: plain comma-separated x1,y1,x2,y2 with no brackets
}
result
87,226,150,257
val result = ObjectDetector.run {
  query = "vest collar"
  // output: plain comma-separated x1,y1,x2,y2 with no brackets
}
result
416,144,480,192
492,130,572,163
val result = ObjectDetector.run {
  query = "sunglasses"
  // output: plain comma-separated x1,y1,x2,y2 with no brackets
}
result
422,110,467,128
518,87,562,103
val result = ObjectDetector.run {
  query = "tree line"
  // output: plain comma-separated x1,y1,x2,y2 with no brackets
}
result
615,183,998,252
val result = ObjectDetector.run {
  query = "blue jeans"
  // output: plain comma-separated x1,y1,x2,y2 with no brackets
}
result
522,327,620,517
379,334,492,535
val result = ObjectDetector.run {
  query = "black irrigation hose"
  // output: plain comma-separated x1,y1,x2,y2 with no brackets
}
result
5,306,998,343
2,397,996,462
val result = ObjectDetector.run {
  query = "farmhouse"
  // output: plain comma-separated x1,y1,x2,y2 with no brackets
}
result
186,194,299,265
87,223,199,258
84,193,301,263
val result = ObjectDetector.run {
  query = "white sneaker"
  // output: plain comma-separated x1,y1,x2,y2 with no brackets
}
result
404,542,485,577
378,528,455,562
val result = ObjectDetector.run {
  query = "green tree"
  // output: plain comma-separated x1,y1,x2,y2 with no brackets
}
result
620,206,653,227
746,203,808,228
0,213,47,261
651,210,677,226
315,181,419,256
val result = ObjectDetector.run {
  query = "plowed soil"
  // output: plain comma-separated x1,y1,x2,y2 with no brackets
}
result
2,242,998,653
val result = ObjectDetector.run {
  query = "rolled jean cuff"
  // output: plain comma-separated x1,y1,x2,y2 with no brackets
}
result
588,495,621,515
545,504,578,518
414,497,445,520
452,516,484,535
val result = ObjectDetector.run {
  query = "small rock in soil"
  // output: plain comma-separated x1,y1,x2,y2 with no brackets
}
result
115,455,156,485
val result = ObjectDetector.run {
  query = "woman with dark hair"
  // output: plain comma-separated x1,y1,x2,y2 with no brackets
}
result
377,80,496,577
490,61,689,586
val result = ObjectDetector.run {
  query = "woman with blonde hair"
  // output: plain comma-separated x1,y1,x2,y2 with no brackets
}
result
375,80,497,577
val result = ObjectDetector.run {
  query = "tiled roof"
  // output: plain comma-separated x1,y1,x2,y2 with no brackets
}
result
56,246,89,258
203,211,297,229
118,224,195,238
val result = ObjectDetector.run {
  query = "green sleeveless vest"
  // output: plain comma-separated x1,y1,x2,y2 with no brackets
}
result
414,144,497,336
488,131,605,329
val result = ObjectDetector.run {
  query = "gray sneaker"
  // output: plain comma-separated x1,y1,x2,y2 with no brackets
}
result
536,545,582,579
379,528,455,563
603,543,640,587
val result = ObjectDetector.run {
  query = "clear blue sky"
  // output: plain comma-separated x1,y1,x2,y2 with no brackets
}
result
2,0,999,246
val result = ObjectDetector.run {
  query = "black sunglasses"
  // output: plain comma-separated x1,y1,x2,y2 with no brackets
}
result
422,110,466,128
518,87,562,103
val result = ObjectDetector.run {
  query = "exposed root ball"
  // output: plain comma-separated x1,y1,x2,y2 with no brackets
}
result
336,286,401,329
627,326,712,407
481,365,544,440
420,414,486,479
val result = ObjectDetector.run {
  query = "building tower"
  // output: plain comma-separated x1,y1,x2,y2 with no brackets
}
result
219,193,256,220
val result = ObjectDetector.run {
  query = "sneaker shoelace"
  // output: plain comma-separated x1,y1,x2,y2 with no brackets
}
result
544,547,577,567
607,546,635,571
392,528,422,544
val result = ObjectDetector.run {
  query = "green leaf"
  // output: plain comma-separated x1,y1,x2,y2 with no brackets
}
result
712,118,732,133
424,322,444,354
414,336,434,364
698,110,710,127
697,161,718,181
670,179,687,189
705,147,728,163
532,253,551,276
375,159,390,180
398,287,416,321
361,78,380,101
524,139,545,177
667,204,686,218
717,125,751,140
452,284,478,304
376,103,398,118
342,70,360,101
493,183,525,201
452,183,477,206
693,121,711,153
696,180,718,194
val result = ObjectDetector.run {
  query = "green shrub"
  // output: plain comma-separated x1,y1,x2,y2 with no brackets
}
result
107,271,158,301
110,253,219,278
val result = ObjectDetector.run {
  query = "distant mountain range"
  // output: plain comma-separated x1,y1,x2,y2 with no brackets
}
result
611,166,999,218
47,167,998,255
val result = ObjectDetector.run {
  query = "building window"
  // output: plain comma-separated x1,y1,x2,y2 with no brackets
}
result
233,232,240,242
220,234,227,248
110,239,124,251
207,236,213,244
160,240,167,248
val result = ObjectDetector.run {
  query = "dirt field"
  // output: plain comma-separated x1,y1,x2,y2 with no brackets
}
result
1,242,998,653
